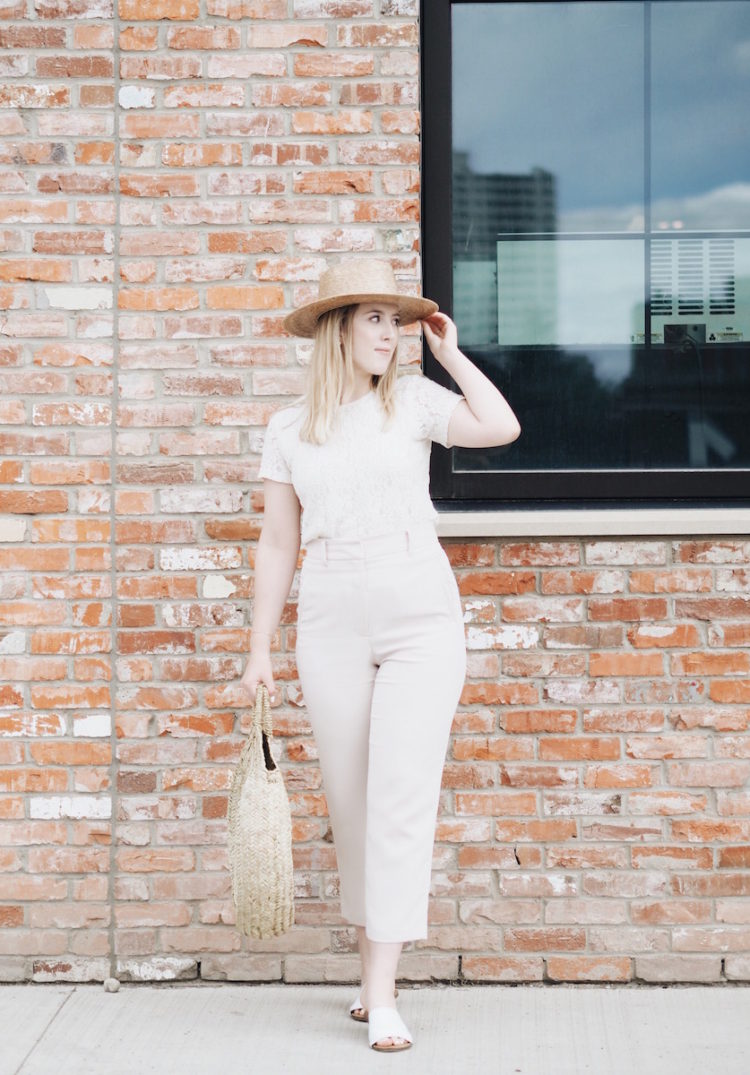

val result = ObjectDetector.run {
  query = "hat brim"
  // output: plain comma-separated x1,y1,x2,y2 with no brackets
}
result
283,292,439,338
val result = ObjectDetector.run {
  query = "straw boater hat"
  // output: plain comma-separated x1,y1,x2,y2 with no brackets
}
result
283,258,438,338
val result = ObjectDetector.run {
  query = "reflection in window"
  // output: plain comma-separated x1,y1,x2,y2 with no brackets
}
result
451,0,750,473
497,235,645,347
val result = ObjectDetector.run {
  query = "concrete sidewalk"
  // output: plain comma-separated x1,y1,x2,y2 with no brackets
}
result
3,981,750,1075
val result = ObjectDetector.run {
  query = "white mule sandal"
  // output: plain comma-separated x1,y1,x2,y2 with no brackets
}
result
349,992,368,1023
367,1007,413,1052
349,986,398,1023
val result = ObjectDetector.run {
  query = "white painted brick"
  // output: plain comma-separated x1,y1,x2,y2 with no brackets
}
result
118,85,155,109
79,316,114,338
585,541,667,566
546,679,621,704
118,372,156,400
43,287,113,311
78,490,111,513
160,547,242,571
0,518,26,542
202,574,238,598
160,488,243,514
465,625,539,650
117,957,197,981
0,630,26,654
73,712,111,738
29,796,112,820
32,958,110,983
75,431,112,455
634,624,675,639
2,713,66,737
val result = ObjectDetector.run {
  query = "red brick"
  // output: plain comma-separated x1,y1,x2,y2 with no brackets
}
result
454,792,536,816
500,542,580,566
546,956,631,981
167,26,241,48
633,898,713,924
461,956,543,982
337,23,417,47
2,0,749,988
671,652,750,676
673,540,750,563
675,597,750,620
505,928,586,952
294,53,374,77
588,598,668,621
544,625,625,649
629,791,709,814
628,624,702,648
0,907,24,927
293,170,373,195
296,0,372,14
589,652,664,677
584,765,657,788
538,737,620,761
0,491,69,514
502,710,577,734
460,683,539,706
461,571,535,596
629,568,712,593
667,761,750,787
541,570,625,594
0,770,68,793
710,680,750,703
718,847,750,868
495,819,577,841
631,846,712,870
546,847,628,868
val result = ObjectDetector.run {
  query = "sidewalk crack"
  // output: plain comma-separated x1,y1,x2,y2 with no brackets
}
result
13,987,76,1075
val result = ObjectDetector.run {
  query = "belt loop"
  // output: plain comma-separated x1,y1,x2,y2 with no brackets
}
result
323,538,328,564
405,528,410,553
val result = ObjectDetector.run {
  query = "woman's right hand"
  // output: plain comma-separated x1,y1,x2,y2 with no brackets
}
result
239,650,277,705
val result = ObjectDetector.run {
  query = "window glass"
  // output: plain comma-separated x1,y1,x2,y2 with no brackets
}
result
451,1,750,475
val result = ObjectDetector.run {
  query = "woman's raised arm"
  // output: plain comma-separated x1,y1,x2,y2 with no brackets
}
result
421,313,521,449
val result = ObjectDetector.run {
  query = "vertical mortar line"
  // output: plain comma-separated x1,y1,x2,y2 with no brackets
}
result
108,0,121,982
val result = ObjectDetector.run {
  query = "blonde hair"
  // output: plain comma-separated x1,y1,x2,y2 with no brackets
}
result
298,304,399,444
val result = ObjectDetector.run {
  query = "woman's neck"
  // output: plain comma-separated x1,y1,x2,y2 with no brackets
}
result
340,378,374,405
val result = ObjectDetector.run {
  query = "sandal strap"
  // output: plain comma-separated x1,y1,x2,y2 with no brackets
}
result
367,1006,413,1048
349,985,400,1018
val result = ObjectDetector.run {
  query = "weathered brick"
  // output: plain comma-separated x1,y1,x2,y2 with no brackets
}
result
2,1,748,989
546,955,631,981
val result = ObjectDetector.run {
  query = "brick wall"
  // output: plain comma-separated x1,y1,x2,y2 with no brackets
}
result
1,1,749,985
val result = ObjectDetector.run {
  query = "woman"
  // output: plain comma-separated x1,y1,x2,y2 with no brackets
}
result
240,259,520,1052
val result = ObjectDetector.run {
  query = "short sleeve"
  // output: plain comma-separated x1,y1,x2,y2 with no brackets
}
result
404,373,465,448
258,412,292,484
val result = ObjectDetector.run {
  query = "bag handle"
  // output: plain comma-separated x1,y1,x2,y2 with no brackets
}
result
254,683,273,739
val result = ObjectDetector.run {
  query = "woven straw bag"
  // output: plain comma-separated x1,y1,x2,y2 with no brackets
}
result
227,684,294,938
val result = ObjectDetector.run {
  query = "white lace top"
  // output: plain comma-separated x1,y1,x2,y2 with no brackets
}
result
258,373,465,546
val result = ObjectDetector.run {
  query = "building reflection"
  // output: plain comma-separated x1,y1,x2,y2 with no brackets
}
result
450,151,750,473
452,152,556,346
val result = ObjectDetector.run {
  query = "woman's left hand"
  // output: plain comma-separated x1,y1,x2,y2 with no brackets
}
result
421,312,458,367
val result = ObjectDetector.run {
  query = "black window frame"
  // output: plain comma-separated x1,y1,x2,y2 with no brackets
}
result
421,0,750,511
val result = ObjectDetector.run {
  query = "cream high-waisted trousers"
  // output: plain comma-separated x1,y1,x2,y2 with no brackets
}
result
295,523,466,943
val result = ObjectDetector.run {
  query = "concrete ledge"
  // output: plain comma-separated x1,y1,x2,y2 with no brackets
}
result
436,508,750,539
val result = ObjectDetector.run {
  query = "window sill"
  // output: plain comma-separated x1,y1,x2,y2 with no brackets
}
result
435,508,750,539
